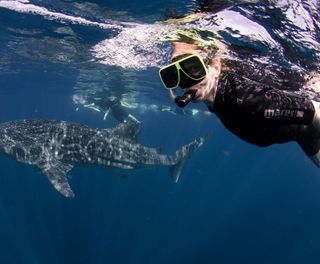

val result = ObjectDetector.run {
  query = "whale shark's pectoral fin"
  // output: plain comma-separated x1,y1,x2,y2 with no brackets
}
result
38,161,74,198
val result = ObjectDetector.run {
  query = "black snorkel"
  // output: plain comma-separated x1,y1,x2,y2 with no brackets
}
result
174,92,195,108
169,89,195,108
171,72,199,108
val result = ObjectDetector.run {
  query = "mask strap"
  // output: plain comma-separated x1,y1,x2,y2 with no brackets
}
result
169,89,176,101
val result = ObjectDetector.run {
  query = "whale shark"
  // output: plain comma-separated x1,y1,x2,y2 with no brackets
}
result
0,120,204,198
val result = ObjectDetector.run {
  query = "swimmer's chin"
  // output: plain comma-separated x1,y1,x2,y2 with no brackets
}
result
184,85,207,102
190,89,206,103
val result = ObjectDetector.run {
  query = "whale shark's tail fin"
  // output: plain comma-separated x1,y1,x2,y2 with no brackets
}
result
170,137,205,183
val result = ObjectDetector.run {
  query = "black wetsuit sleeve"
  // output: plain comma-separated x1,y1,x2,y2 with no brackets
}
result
211,73,315,147
213,73,314,125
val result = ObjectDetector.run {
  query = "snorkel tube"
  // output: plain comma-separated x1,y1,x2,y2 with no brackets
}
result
175,93,194,107
169,89,195,108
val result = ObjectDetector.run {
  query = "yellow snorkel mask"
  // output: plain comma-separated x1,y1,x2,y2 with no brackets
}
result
159,54,208,107
159,54,208,89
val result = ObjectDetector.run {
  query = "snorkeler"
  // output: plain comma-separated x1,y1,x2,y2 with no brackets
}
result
73,92,210,121
73,94,140,124
159,36,320,166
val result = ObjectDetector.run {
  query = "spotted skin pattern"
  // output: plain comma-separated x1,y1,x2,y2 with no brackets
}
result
0,120,204,198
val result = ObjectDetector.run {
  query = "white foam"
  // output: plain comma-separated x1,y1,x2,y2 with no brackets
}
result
0,0,122,30
91,23,172,69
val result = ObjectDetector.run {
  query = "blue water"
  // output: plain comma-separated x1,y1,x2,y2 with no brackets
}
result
0,0,320,263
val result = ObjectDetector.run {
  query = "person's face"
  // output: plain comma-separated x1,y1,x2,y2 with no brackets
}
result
160,54,208,89
169,42,222,104
180,57,221,104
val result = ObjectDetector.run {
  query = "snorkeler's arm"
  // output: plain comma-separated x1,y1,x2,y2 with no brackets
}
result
211,74,315,125
239,84,315,125
84,103,103,113
103,107,111,120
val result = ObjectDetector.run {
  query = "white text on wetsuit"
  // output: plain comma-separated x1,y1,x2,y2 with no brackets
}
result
264,109,305,119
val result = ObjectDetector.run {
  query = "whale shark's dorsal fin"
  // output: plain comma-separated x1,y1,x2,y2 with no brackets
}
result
106,121,140,143
37,161,74,198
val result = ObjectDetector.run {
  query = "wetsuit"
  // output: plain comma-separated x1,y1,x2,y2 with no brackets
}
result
208,73,320,156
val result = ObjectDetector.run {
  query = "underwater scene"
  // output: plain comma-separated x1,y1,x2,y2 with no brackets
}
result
0,0,320,263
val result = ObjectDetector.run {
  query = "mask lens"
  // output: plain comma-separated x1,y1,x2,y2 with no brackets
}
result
179,71,203,88
159,65,179,89
180,56,207,79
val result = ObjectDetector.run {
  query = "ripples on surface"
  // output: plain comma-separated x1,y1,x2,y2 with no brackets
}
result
0,0,319,104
